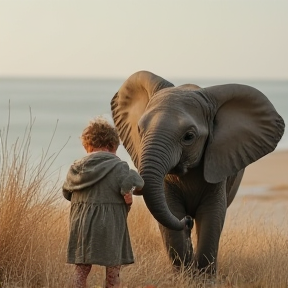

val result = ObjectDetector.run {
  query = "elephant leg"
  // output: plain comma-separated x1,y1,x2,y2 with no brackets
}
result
159,220,193,269
159,185,194,269
194,184,227,274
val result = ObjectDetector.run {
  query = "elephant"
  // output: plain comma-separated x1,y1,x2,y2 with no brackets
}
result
110,71,285,274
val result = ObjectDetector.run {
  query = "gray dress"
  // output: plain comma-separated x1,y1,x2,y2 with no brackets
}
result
62,151,144,266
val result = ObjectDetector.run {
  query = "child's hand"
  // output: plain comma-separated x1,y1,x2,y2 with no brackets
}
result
123,193,133,206
124,193,133,212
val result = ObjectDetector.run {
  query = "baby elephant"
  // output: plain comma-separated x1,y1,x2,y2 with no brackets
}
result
110,70,285,274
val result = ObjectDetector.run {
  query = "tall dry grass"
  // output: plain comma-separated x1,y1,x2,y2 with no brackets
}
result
0,115,288,287
0,114,71,287
123,199,288,288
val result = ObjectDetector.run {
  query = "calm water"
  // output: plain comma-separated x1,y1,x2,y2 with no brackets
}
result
0,78,287,181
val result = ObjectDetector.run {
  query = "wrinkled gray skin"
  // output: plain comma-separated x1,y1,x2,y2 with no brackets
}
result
111,71,285,273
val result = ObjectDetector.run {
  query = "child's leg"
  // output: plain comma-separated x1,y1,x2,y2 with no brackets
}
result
105,265,121,288
73,264,92,288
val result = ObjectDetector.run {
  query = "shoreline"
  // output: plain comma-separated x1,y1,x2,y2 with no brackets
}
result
228,150,288,227
240,150,288,201
241,149,288,187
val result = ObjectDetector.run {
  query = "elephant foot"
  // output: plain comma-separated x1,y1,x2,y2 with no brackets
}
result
170,252,196,275
192,272,218,287
171,262,219,287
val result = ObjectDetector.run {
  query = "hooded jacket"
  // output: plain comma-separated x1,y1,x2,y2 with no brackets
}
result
63,151,144,265
63,151,144,201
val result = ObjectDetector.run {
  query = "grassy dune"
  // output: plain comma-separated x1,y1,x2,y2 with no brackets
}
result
1,125,288,287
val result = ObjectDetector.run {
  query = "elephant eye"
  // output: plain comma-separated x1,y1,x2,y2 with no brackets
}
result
182,131,195,143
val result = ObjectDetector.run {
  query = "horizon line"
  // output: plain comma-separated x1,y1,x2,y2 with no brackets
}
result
1,75,287,83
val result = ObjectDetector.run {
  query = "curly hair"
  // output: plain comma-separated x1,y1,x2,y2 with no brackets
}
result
81,116,120,151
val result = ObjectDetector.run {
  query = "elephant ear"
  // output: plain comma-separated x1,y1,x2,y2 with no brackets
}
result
203,84,285,183
111,71,174,168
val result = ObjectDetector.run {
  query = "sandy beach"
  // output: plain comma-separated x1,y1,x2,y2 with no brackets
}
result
242,150,288,188
240,150,288,199
227,150,288,228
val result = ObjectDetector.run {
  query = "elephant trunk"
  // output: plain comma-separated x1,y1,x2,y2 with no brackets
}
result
139,140,186,231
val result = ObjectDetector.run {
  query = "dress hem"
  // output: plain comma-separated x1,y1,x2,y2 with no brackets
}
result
66,259,134,266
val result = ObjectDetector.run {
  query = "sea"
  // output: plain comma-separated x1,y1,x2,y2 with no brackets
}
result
0,77,287,182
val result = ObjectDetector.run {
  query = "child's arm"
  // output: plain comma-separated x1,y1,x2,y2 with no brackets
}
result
120,169,144,212
120,170,144,196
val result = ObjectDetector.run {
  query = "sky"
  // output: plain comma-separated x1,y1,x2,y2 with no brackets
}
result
0,0,288,80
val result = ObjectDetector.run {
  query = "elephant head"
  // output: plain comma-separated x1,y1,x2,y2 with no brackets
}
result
111,71,285,231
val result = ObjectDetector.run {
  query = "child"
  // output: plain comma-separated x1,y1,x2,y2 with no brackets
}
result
63,116,144,288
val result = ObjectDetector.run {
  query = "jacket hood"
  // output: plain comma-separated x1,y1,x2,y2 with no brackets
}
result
63,151,123,191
